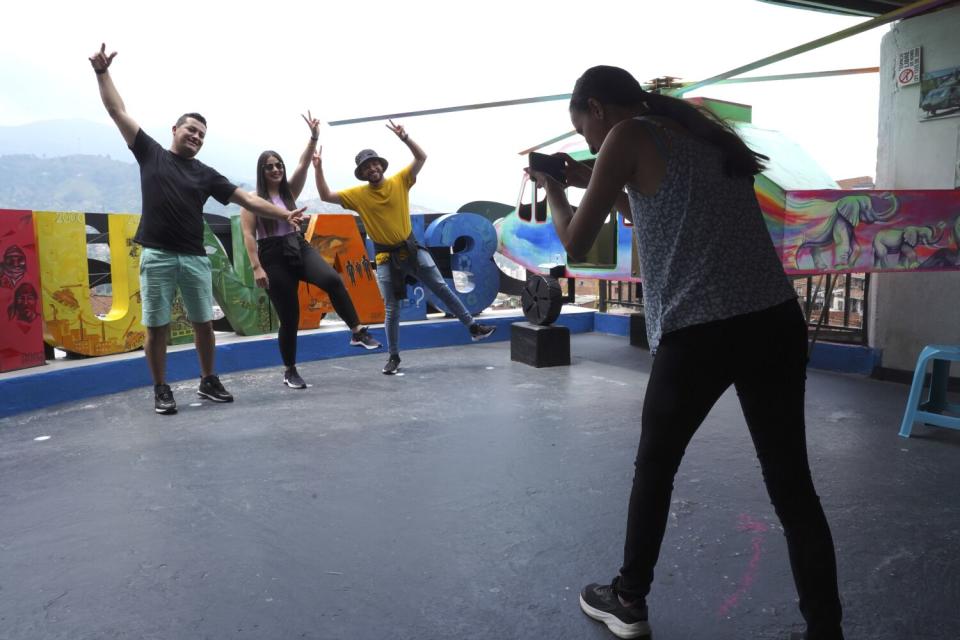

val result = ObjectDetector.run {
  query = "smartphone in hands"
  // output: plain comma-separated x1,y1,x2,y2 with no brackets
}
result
528,152,566,185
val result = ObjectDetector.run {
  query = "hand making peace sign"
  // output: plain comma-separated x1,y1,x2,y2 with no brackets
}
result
386,119,409,142
301,110,320,140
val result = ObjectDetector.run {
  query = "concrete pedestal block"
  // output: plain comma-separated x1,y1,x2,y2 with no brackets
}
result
630,313,649,350
510,322,570,368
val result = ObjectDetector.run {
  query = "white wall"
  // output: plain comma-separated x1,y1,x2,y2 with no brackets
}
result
869,5,960,371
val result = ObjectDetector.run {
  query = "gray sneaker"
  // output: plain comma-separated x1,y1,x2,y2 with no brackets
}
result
350,327,381,350
579,580,651,639
469,323,496,342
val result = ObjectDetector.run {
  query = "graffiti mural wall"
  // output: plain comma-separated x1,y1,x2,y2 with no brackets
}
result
298,213,385,329
783,190,960,274
3,185,959,373
0,208,503,370
0,210,44,372
34,210,145,356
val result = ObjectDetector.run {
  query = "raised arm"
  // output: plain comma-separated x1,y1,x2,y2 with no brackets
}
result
387,120,426,177
287,111,320,199
229,189,307,224
558,152,633,223
88,43,139,147
312,147,343,205
239,207,269,289
533,121,653,259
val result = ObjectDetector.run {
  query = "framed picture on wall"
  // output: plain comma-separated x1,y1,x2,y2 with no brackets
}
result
918,65,960,122
955,129,960,188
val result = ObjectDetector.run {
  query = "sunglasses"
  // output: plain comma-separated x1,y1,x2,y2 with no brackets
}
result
263,162,284,172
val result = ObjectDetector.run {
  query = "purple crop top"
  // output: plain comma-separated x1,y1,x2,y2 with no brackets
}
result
255,194,297,240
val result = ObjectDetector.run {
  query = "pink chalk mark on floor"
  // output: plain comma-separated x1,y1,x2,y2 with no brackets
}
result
718,514,769,618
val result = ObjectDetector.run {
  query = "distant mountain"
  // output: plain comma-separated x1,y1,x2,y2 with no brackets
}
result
0,119,436,215
0,119,130,160
0,119,250,214
0,118,259,180
0,154,143,213
0,154,248,214
0,154,435,215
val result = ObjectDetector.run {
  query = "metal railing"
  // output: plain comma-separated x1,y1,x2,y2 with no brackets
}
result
595,273,869,344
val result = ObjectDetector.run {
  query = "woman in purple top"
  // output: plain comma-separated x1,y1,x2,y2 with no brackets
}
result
529,66,843,640
241,113,380,389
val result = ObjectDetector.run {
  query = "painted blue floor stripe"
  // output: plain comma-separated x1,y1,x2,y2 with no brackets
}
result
1,311,596,418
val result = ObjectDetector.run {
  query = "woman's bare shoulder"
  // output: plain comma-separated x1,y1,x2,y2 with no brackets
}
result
607,117,668,154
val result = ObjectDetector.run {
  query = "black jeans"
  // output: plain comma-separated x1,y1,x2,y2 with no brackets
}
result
258,234,361,367
617,300,843,640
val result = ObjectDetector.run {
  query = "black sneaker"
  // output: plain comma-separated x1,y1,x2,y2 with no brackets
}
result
382,355,401,375
579,580,651,639
284,366,307,389
154,384,177,415
469,323,496,342
350,327,381,350
197,374,234,403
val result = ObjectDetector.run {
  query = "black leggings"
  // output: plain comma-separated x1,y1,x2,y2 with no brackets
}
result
258,234,360,367
618,300,843,640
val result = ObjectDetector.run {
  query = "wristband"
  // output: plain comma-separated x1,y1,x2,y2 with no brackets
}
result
401,134,409,141
95,68,107,75
310,136,319,142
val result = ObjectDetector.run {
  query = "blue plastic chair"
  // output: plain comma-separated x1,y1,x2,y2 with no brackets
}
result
899,345,960,438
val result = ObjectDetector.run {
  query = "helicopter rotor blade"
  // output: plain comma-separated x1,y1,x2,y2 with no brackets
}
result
711,66,878,85
325,0,949,144
515,66,880,155
327,94,573,126
671,0,955,96
518,131,580,156
325,65,877,148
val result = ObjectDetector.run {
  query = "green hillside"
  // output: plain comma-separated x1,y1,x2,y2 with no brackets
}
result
0,154,247,214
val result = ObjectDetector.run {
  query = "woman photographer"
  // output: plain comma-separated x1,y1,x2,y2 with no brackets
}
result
528,66,843,640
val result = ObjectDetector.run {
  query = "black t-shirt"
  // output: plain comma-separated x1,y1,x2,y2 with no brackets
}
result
131,129,237,256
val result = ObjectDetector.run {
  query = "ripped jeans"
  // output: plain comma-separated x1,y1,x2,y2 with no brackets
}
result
375,248,473,356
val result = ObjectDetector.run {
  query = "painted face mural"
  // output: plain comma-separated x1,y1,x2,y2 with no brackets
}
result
2,245,28,289
8,282,39,323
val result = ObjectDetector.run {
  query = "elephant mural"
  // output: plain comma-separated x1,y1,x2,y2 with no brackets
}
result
873,222,946,268
920,215,960,268
794,193,899,269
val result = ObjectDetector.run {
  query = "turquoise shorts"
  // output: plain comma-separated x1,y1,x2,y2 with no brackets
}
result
139,247,214,327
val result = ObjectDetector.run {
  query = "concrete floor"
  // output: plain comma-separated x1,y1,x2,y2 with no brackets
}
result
1,334,958,640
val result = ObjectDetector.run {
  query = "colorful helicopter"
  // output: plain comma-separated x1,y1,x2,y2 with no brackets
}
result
325,0,959,289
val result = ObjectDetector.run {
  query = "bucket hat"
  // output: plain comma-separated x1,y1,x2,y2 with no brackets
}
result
354,149,388,180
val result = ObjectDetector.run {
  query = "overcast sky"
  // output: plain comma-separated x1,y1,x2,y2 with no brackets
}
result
0,0,887,211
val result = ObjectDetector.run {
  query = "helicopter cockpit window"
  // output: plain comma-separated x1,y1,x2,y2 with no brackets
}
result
516,173,549,223
515,156,620,270
564,158,619,270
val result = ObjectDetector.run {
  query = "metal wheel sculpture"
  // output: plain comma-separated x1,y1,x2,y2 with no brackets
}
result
521,275,562,326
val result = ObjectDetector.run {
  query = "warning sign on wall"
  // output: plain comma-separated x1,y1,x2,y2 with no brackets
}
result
897,47,922,88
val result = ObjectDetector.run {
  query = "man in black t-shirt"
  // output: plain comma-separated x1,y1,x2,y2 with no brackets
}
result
90,43,305,415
